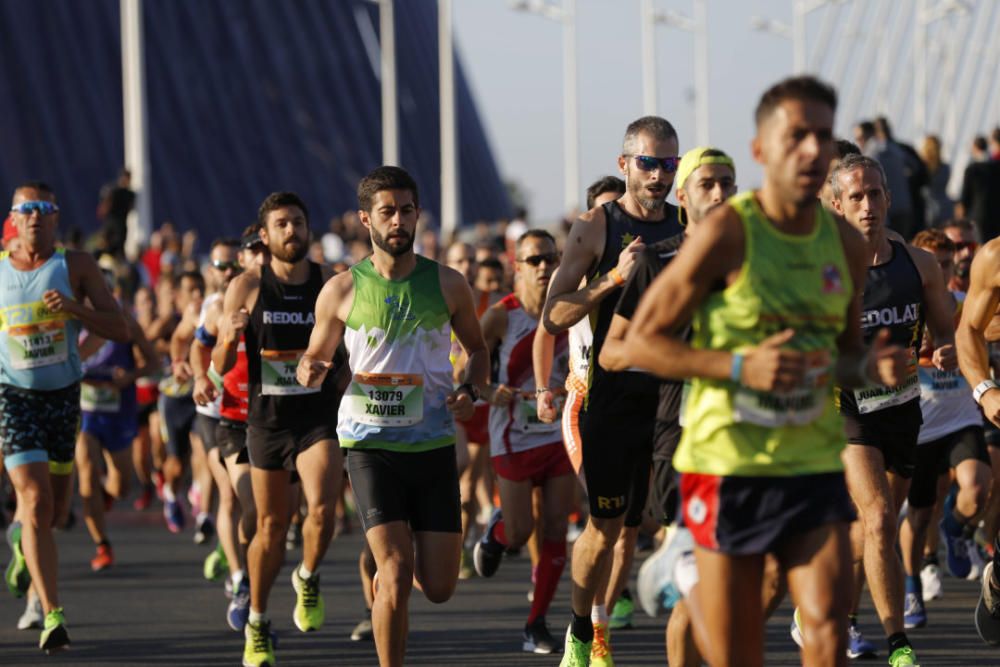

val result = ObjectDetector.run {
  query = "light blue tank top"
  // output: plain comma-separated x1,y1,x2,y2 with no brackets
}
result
0,249,82,390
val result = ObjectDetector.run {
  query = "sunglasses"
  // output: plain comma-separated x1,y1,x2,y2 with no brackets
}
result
627,155,680,173
954,241,978,252
516,253,560,267
211,260,241,272
10,201,59,215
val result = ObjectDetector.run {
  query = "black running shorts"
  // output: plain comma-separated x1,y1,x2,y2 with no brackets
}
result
346,445,461,533
216,419,249,464
159,393,196,461
194,413,220,453
246,420,337,472
844,399,922,478
908,425,989,508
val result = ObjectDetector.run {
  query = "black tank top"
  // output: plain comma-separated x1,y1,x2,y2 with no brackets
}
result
246,262,342,429
839,240,925,419
585,201,683,409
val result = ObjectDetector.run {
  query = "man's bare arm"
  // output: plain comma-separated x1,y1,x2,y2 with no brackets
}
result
958,239,1000,403
213,273,256,375
61,252,129,342
297,273,351,388
909,245,957,371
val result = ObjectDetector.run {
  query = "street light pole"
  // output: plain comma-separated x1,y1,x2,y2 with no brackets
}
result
379,0,398,166
121,0,151,257
439,0,459,241
651,2,710,145
640,0,657,115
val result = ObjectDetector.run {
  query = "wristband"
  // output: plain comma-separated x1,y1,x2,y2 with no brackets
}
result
609,267,625,287
974,379,999,405
535,386,552,395
730,352,744,384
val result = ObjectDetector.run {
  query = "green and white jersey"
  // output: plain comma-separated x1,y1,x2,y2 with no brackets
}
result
338,256,455,452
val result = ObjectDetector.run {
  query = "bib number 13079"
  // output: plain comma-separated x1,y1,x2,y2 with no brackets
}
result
346,372,423,427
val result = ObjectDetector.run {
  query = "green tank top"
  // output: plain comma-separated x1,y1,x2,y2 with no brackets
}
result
673,191,853,477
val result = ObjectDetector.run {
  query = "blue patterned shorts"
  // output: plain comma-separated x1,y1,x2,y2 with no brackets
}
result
0,383,80,473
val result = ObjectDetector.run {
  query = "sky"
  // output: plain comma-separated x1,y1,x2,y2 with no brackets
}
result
451,0,1000,224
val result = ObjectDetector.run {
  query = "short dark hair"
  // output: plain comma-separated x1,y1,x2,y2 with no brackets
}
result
15,181,56,201
258,192,309,228
835,139,861,159
174,270,206,291
516,229,557,250
585,176,626,210
622,117,678,155
974,135,989,152
829,153,888,199
857,121,876,141
477,258,503,273
755,76,837,128
357,166,420,211
210,238,241,251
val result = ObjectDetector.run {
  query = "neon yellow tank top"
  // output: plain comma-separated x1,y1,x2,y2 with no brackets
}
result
673,191,853,477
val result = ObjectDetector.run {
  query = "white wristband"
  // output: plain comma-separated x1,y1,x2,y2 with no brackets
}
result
974,380,999,405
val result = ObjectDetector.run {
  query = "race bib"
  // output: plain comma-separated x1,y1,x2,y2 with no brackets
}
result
853,354,919,414
918,365,964,398
515,392,564,434
261,349,319,396
6,322,67,370
732,351,831,427
345,372,423,427
81,382,122,413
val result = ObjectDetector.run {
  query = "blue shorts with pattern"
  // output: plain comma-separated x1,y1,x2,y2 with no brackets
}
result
0,382,80,474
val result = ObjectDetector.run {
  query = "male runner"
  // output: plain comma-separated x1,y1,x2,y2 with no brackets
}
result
541,117,683,665
1,182,128,653
897,229,990,628
75,271,157,571
828,152,956,662
473,229,573,654
624,77,908,667
298,166,488,667
218,193,344,667
955,225,1000,645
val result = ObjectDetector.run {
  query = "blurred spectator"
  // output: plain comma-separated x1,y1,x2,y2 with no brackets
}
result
475,240,501,265
960,147,1000,242
181,230,198,261
918,135,953,227
309,239,325,264
417,228,440,261
971,136,989,163
321,216,346,263
585,176,626,210
96,167,136,257
141,230,164,286
942,219,978,293
990,127,1000,161
856,120,916,238
876,117,928,236
475,257,505,294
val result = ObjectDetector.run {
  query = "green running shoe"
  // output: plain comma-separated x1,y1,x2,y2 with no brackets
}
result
203,544,228,581
39,607,70,654
243,619,275,667
558,625,592,667
609,595,634,630
888,645,919,667
5,522,30,598
291,566,324,632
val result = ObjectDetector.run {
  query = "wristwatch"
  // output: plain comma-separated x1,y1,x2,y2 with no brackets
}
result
973,379,999,405
457,382,480,402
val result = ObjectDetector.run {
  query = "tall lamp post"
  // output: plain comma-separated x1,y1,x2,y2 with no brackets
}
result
510,0,579,213
121,0,152,257
641,0,710,145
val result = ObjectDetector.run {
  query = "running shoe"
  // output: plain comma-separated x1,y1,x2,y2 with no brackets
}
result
790,607,804,648
133,484,154,511
291,567,324,632
243,619,275,667
17,594,43,630
5,522,30,597
903,592,926,629
90,543,114,572
887,645,918,667
194,513,214,545
920,563,943,602
522,616,558,654
39,607,70,654
846,622,877,659
472,509,505,578
227,577,250,632
940,492,971,578
558,625,591,667
350,617,373,641
458,546,475,580
608,595,634,630
636,525,693,617
969,539,987,581
590,621,614,666
203,543,228,581
164,499,184,534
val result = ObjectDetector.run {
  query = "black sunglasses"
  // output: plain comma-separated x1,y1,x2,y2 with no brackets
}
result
516,253,560,267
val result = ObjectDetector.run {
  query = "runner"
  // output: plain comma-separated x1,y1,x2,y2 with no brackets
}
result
897,229,990,629
623,77,908,666
297,166,489,667
218,192,344,667
1,181,129,653
472,229,574,655
131,284,166,511
828,152,956,662
540,116,684,665
955,228,1000,645
75,269,157,571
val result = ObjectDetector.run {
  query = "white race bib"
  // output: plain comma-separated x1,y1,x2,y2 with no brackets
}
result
7,322,67,370
345,372,424,427
81,382,122,413
853,354,919,414
515,392,564,434
261,349,319,396
732,352,831,427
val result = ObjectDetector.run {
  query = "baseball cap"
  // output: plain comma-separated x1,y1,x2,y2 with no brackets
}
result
241,229,264,250
676,147,735,225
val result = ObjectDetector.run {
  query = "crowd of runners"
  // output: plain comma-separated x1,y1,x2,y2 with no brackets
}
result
5,74,1000,667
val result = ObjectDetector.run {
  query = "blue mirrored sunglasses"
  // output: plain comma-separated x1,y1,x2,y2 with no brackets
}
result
11,201,59,215
629,155,680,173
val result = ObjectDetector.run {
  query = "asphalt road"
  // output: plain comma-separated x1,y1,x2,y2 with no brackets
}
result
0,506,997,666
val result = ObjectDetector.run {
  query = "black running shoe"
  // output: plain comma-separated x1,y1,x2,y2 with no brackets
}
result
473,509,504,578
522,616,559,654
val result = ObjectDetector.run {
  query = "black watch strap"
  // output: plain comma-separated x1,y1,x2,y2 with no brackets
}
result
458,382,479,401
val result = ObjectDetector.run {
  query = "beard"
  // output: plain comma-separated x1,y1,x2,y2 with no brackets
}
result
269,237,308,263
371,227,414,257
628,175,668,212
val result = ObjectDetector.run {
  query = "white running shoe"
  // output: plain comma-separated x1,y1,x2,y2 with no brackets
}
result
920,563,943,601
636,525,693,617
969,540,987,581
17,594,42,630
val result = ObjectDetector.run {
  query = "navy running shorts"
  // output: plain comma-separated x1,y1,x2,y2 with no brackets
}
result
0,382,80,474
